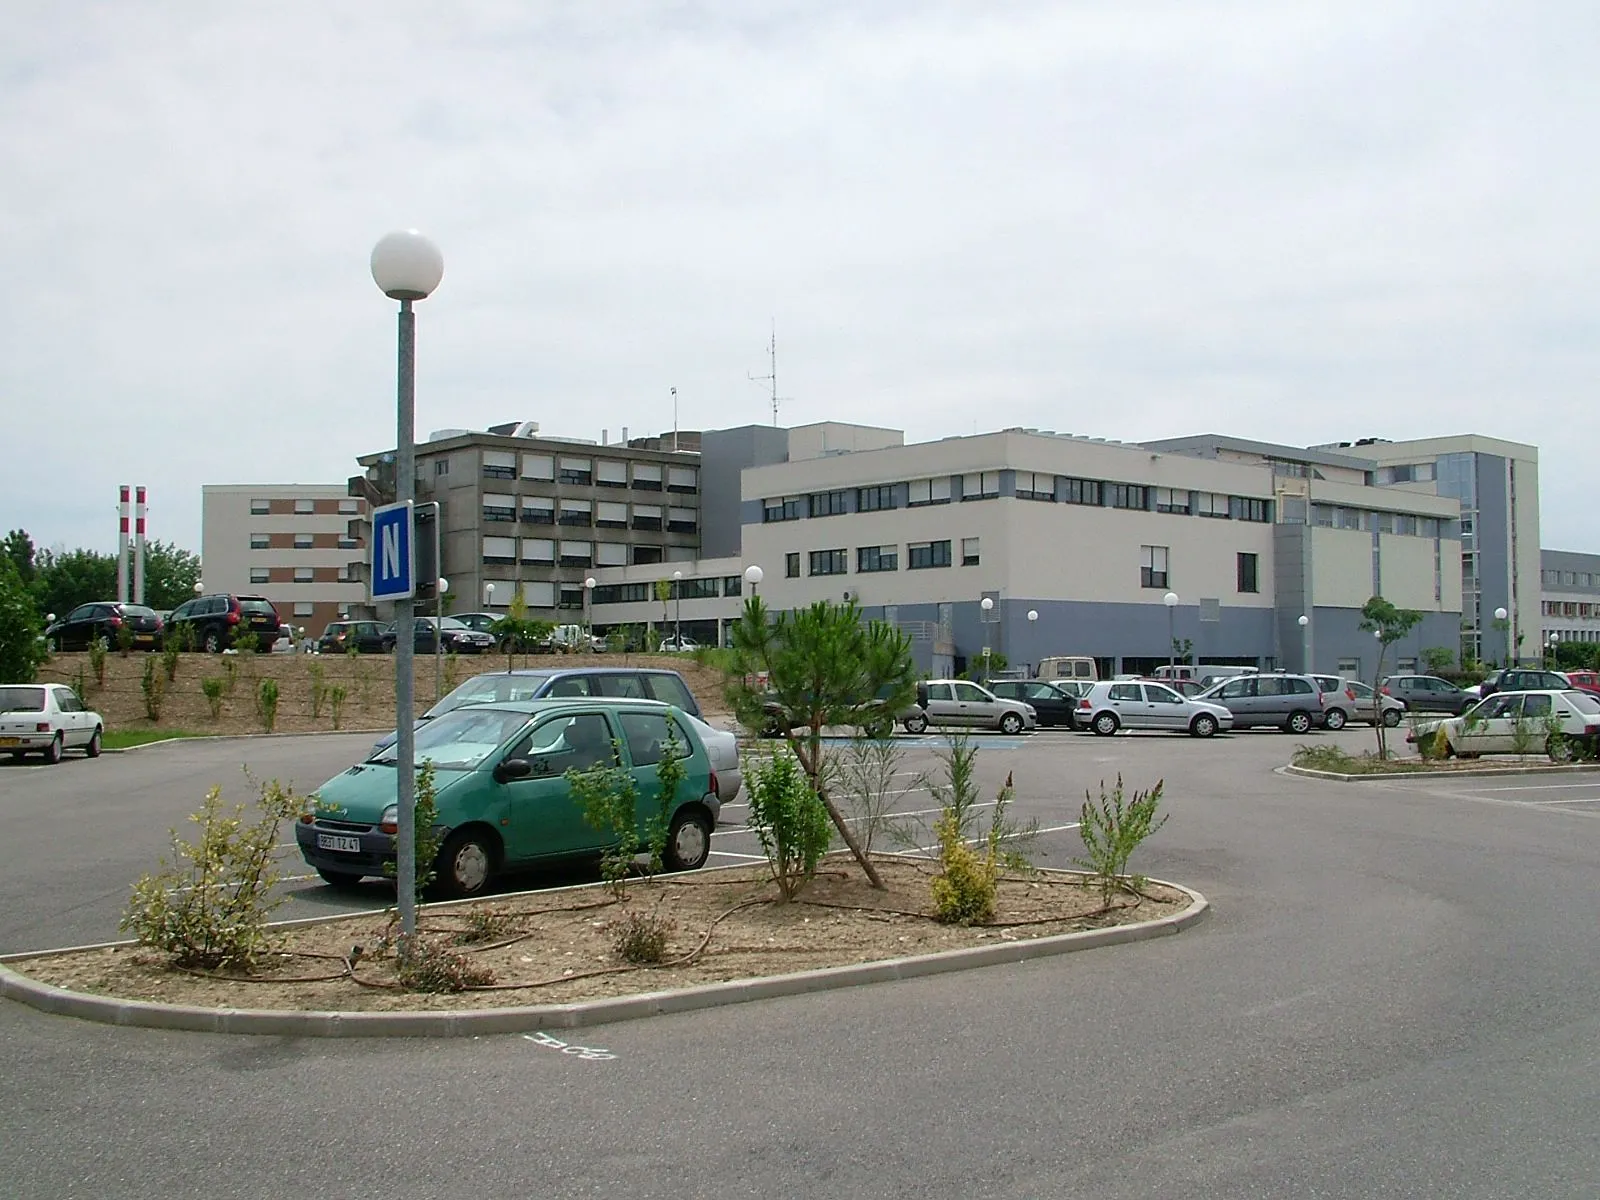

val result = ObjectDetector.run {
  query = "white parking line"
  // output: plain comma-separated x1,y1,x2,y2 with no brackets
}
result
707,849,767,862
1459,782,1600,793
711,800,1000,840
894,820,1081,859
1524,797,1600,806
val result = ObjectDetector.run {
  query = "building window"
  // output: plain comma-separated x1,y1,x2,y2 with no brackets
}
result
1237,552,1258,593
558,457,593,486
785,552,801,578
1015,471,1052,501
294,567,314,583
960,472,999,501
1338,507,1361,530
961,537,980,566
482,450,517,479
1140,545,1169,589
250,498,270,515
763,496,803,522
667,466,698,494
723,576,742,597
294,533,314,549
857,485,896,512
558,585,584,610
810,549,848,576
434,458,450,476
520,454,553,481
293,602,314,618
521,538,555,564
808,490,848,518
596,501,629,528
595,459,628,488
338,536,359,550
595,541,627,567
858,545,897,573
521,497,555,525
1109,483,1147,510
250,533,270,550
1231,496,1270,523
667,506,697,533
339,498,360,514
293,498,314,515
632,545,664,565
1061,477,1101,506
482,536,517,565
1154,487,1191,514
249,567,269,584
907,477,953,507
632,504,663,532
558,500,592,527
908,540,952,570
630,463,663,491
558,540,592,567
681,578,720,600
1197,492,1229,519
483,494,516,522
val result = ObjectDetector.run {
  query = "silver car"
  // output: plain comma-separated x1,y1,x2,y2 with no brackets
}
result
902,680,1036,734
1196,672,1327,733
681,712,742,804
1076,680,1233,738
1311,675,1406,729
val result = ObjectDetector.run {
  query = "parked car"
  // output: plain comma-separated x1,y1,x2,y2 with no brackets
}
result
989,679,1079,728
1075,679,1233,737
1476,668,1572,699
370,666,705,756
1563,670,1600,697
759,682,919,739
0,683,104,763
1195,673,1327,733
1139,676,1206,698
1378,674,1478,715
381,616,496,655
1037,656,1098,682
298,698,723,896
270,624,301,654
1408,689,1600,760
1342,679,1407,727
1048,678,1096,701
451,612,500,635
902,680,1036,734
316,620,390,655
43,602,164,652
681,713,742,804
657,636,699,652
167,593,280,653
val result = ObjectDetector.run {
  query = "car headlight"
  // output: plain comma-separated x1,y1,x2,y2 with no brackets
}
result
380,804,398,834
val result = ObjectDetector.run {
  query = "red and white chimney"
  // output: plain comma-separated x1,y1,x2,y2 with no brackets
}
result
133,486,148,605
117,485,131,603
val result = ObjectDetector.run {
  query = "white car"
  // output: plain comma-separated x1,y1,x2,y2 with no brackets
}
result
658,636,699,652
1076,680,1234,738
0,683,105,764
902,680,1036,734
1409,689,1600,760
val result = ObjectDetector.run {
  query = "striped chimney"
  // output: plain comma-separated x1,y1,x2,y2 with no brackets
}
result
117,485,131,604
133,486,148,605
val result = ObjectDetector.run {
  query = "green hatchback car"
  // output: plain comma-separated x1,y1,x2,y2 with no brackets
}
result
296,698,723,897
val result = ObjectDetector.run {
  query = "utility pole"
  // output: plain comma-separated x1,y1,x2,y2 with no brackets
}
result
747,321,787,426
671,386,678,452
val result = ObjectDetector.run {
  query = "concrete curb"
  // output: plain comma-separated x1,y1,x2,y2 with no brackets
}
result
103,728,393,754
1281,762,1600,784
0,877,1207,1038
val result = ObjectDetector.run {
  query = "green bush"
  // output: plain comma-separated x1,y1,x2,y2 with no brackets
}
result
1074,776,1168,907
567,758,640,898
930,811,996,925
116,622,134,657
221,656,239,696
200,677,224,720
611,907,674,964
329,684,347,729
161,635,181,682
88,637,108,688
256,679,279,732
0,558,45,683
743,749,832,901
308,661,328,718
232,629,259,655
119,778,303,968
382,760,444,902
393,933,494,992
140,656,165,721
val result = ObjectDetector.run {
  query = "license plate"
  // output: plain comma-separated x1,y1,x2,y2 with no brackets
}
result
135,635,154,643
0,737,19,747
316,834,362,853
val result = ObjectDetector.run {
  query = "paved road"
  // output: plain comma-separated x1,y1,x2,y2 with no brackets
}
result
5,727,1600,1197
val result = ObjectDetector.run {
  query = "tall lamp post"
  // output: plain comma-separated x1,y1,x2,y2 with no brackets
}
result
584,577,596,648
672,570,683,648
484,582,495,608
1027,610,1038,677
979,596,994,681
1163,591,1179,672
743,564,763,597
1547,631,1560,668
1297,614,1310,673
1494,606,1510,667
434,579,448,700
370,228,444,938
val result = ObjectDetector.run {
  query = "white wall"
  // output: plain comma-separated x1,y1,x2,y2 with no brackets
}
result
1310,528,1373,608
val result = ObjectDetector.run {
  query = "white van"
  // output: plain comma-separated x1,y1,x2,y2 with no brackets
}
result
1153,664,1258,683
1037,656,1098,682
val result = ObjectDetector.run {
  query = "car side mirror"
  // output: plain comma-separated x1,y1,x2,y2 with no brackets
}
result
493,757,534,783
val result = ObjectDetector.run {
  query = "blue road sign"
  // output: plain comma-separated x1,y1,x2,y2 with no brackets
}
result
371,500,415,601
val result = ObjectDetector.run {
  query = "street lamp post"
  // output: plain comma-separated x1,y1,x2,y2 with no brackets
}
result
484,582,495,607
584,577,596,648
1163,591,1179,671
434,579,449,700
371,228,444,938
1547,631,1560,668
1026,609,1038,677
979,596,994,681
1297,614,1310,673
1494,606,1510,667
743,564,763,597
672,570,683,649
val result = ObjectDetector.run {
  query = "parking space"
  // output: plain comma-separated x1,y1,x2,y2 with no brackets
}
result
1368,771,1600,817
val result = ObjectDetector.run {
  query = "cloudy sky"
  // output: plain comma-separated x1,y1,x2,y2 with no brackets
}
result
2,0,1596,557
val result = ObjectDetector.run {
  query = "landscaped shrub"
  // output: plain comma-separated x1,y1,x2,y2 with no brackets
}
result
256,678,279,732
393,934,494,992
568,758,640,898
88,636,108,687
930,811,996,925
140,655,164,721
1075,775,1168,907
743,749,832,901
329,684,347,729
611,908,674,964
200,677,224,720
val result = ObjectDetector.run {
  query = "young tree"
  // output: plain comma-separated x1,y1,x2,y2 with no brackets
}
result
141,540,203,612
2,529,36,586
726,596,917,889
489,591,552,671
0,557,46,683
1360,595,1424,758
654,578,672,645
31,547,118,620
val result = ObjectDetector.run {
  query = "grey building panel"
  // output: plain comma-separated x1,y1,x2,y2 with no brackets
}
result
701,425,789,559
1144,433,1378,472
1475,453,1509,627
1307,607,1461,681
1273,524,1311,671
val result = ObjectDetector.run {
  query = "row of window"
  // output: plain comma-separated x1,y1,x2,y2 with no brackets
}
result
782,538,983,578
761,476,1273,522
249,534,360,550
250,566,360,584
481,495,697,533
1310,505,1444,538
473,451,697,493
1543,569,1597,588
249,498,361,516
1544,601,1600,618
482,536,707,570
593,576,744,604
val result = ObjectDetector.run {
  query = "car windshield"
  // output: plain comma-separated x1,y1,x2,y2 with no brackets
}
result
369,707,532,770
424,673,552,720
0,685,46,712
1563,690,1600,714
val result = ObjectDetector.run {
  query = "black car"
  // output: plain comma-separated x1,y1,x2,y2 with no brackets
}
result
989,679,1079,728
44,602,164,652
167,593,281,652
1477,667,1571,699
317,620,390,655
1378,674,1476,715
381,617,496,655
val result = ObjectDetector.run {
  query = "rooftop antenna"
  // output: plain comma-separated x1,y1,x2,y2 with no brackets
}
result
748,320,787,426
670,386,678,451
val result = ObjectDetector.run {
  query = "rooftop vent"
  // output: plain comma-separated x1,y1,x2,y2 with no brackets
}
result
426,428,471,442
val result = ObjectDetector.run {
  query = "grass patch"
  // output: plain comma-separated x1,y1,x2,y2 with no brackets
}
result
1290,744,1436,775
102,730,206,750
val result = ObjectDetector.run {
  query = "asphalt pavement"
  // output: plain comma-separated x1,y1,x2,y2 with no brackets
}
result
5,725,1600,1197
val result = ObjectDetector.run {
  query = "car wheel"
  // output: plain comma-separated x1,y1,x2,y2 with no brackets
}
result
999,712,1024,734
84,728,102,758
903,713,928,734
316,867,366,890
432,829,497,899
44,733,63,765
1323,708,1348,731
1286,710,1313,735
203,628,223,653
1092,712,1119,736
1381,708,1402,728
1190,713,1218,738
663,808,712,872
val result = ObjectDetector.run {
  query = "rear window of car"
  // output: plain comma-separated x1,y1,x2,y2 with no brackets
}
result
0,686,46,712
643,672,700,716
1565,690,1600,713
239,598,277,616
120,605,158,617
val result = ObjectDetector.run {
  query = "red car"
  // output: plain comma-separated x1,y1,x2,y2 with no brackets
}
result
1563,670,1600,696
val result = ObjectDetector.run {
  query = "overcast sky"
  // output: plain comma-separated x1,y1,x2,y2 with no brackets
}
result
2,0,1596,559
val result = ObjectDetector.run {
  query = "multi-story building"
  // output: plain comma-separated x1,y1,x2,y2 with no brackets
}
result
1538,549,1600,659
351,421,703,620
199,484,367,632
